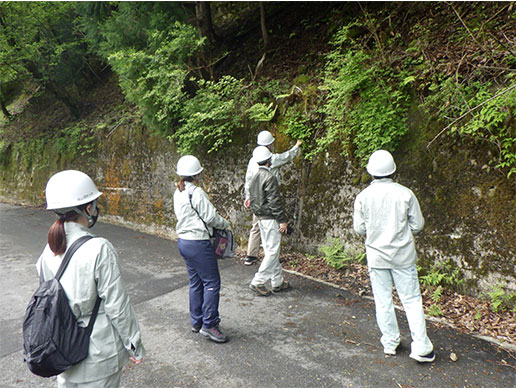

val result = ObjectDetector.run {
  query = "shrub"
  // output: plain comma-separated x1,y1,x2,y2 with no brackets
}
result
318,238,366,270
171,76,247,153
314,22,411,165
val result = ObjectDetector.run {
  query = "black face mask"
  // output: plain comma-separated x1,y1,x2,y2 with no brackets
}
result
86,200,99,228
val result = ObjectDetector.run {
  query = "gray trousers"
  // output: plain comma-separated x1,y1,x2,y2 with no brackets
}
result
247,214,261,257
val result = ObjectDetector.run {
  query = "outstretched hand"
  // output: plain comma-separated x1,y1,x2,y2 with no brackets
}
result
296,140,303,147
130,357,143,365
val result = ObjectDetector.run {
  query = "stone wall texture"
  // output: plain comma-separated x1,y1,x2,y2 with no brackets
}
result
1,119,515,297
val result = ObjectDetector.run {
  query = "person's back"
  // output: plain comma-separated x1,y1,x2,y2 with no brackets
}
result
249,167,285,222
354,178,424,269
37,169,144,387
243,131,301,266
353,150,434,363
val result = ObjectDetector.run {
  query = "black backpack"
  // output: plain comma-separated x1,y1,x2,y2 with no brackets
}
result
22,235,101,377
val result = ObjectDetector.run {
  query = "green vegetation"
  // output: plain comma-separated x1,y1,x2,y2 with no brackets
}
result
0,2,515,299
313,22,412,164
487,284,516,313
1,2,515,175
419,260,465,290
419,260,465,317
170,76,247,153
318,238,366,270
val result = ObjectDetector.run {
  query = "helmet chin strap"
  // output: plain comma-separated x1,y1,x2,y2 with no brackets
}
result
71,200,99,228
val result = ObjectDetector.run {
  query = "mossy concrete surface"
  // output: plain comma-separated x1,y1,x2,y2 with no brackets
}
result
1,115,515,297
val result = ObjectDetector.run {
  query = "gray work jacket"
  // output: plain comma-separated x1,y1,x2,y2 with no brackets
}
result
36,222,145,383
249,166,287,224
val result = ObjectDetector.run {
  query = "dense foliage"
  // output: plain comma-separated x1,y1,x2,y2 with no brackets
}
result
1,2,515,174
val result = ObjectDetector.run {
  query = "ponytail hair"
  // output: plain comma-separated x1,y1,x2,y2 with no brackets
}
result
47,209,82,255
177,176,195,192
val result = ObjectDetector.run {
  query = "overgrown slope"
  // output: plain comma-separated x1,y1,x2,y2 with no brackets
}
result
0,2,515,310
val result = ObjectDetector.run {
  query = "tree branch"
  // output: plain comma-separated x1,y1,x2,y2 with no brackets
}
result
427,83,516,148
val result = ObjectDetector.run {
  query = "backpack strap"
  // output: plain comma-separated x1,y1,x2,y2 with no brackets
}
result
187,185,212,238
54,235,101,334
55,235,93,281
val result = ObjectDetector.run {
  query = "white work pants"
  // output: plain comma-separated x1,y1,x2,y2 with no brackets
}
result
57,370,122,388
369,266,433,357
251,219,284,288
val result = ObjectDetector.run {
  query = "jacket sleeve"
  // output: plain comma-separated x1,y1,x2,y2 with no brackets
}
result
353,196,367,236
244,159,258,200
94,240,145,360
270,144,299,169
193,188,229,230
264,175,287,223
407,191,424,234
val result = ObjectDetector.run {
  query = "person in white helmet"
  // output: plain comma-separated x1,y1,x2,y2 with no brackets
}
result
243,130,302,265
353,150,435,363
173,155,230,343
248,146,290,296
37,170,145,387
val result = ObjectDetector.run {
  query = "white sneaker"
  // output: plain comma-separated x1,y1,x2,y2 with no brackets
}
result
409,351,436,363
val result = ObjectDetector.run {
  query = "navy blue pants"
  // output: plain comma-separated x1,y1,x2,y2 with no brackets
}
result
178,239,221,329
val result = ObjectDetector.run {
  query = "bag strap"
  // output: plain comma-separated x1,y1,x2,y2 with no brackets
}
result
55,235,93,280
54,235,101,334
187,185,213,238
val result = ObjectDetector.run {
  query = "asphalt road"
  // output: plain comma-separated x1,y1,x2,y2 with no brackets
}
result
0,202,514,388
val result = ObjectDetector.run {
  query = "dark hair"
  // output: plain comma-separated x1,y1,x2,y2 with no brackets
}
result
48,204,87,255
373,174,394,180
257,158,271,166
177,176,195,192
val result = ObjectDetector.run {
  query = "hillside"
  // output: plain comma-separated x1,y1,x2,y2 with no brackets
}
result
0,2,515,349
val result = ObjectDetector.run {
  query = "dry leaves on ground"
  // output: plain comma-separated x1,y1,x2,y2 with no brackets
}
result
234,249,516,351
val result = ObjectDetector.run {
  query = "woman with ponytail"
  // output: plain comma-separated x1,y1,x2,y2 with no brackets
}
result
37,170,145,387
173,155,231,343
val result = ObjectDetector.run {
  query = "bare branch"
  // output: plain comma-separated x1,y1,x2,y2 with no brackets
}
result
427,84,516,148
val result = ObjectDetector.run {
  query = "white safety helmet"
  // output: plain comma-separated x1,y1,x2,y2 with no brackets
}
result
176,155,204,176
257,130,275,146
46,170,102,211
253,146,273,164
366,150,397,177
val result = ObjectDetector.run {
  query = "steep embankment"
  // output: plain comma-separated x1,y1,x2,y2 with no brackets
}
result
0,2,515,302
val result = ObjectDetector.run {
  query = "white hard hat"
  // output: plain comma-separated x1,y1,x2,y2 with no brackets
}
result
46,170,102,211
253,146,273,163
176,155,204,176
366,150,397,177
257,130,275,146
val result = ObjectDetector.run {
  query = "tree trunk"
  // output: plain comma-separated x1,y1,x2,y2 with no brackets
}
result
195,2,216,44
0,95,11,119
260,3,269,50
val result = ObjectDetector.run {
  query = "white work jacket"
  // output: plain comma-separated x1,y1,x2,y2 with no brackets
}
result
36,222,145,383
244,143,299,200
353,178,424,269
174,181,229,240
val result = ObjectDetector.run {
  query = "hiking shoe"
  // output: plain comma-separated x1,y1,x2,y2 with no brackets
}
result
200,325,229,343
249,283,272,296
244,256,258,266
410,351,435,363
272,281,291,293
384,343,400,356
191,324,201,333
